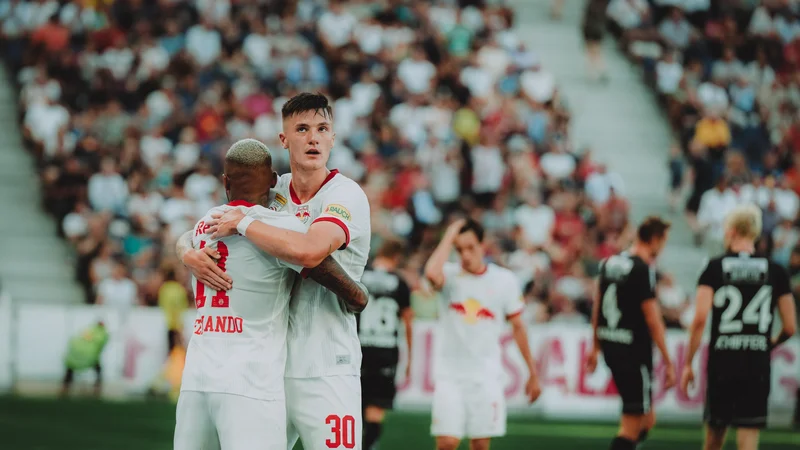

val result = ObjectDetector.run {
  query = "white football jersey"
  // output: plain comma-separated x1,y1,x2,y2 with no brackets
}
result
268,170,371,378
435,262,524,382
181,201,307,400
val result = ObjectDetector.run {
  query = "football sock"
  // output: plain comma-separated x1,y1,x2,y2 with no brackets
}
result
609,436,637,450
636,430,649,448
364,421,382,450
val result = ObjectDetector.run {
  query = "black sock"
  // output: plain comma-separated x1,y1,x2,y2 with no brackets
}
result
636,430,649,448
609,437,637,450
363,421,382,450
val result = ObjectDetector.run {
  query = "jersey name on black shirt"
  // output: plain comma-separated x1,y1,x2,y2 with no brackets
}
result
698,252,791,377
597,253,656,362
357,268,411,367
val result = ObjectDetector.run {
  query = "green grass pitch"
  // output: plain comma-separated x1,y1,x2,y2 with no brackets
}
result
1,396,798,449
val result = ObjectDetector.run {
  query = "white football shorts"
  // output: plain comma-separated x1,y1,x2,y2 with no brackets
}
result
430,378,507,440
174,391,286,450
286,375,362,450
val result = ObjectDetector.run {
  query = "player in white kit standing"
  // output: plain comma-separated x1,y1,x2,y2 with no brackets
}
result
174,140,369,450
207,93,371,450
424,218,542,450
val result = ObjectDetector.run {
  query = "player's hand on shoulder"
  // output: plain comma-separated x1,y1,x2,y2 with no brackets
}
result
209,209,245,239
526,375,542,404
185,246,232,291
679,365,694,396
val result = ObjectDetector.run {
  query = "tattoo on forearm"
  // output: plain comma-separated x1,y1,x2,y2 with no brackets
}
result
307,256,369,313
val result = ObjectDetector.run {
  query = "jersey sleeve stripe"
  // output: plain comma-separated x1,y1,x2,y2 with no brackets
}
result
312,216,350,250
506,309,523,321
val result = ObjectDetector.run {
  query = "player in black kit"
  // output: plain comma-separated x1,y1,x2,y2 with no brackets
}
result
357,239,413,450
587,216,676,450
681,204,796,450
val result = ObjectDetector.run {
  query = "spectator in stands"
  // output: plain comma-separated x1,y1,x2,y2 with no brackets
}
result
1,0,667,328
95,261,139,312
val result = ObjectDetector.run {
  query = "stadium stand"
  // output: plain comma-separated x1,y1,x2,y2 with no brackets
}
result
610,0,800,303
0,0,681,325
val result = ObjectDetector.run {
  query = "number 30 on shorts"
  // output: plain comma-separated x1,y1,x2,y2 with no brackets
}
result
325,415,356,449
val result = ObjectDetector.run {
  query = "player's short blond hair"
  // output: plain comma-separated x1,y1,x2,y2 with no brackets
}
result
725,203,762,241
225,139,271,167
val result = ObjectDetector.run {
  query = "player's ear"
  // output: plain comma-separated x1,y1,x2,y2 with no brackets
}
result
271,171,278,188
222,174,230,191
279,132,287,149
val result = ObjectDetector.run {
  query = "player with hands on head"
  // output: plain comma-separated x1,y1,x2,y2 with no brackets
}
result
680,204,796,450
424,217,541,450
586,216,676,450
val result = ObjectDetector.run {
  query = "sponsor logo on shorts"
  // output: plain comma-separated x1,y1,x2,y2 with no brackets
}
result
324,204,351,222
296,205,311,224
449,298,495,324
336,355,351,365
194,315,244,335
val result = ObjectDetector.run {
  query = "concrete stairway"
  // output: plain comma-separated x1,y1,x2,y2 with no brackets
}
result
0,65,84,304
509,0,707,289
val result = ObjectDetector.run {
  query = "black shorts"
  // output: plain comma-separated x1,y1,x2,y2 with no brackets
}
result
608,362,653,415
361,365,397,410
704,376,770,429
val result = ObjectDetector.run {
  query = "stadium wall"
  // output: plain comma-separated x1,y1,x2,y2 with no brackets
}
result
1,304,797,427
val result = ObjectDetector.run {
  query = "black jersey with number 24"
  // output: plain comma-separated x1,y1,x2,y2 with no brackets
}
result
356,267,411,369
597,253,656,366
697,252,791,379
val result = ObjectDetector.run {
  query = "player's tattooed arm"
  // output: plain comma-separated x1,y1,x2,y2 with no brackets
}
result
306,256,369,313
771,293,797,350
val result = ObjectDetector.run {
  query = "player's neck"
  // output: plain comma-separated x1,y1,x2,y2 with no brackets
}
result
228,192,269,207
728,239,755,254
628,243,652,265
290,166,330,203
464,263,488,275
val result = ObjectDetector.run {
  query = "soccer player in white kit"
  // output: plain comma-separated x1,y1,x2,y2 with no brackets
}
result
200,93,371,450
174,140,368,450
424,218,542,450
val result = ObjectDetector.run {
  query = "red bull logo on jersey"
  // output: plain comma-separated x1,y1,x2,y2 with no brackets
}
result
193,315,244,335
449,298,495,324
296,205,311,224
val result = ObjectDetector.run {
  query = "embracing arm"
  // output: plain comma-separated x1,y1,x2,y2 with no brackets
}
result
242,219,346,268
306,256,369,313
175,230,194,260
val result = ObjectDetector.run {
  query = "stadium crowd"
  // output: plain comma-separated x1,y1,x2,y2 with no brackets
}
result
0,0,686,328
608,0,800,300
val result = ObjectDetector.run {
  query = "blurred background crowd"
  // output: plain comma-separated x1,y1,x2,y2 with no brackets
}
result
22,0,800,333
605,0,800,308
